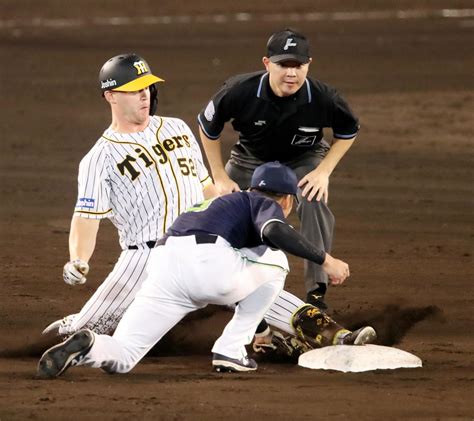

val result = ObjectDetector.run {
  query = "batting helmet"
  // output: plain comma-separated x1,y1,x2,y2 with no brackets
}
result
99,53,164,92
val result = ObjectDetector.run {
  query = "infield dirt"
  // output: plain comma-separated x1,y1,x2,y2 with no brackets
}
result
1,1,473,419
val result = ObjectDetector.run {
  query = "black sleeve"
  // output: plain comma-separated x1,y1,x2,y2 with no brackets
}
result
330,90,360,139
197,79,236,139
262,221,326,265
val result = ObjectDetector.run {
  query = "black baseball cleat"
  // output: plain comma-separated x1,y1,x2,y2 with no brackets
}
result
306,283,328,311
37,329,94,379
306,292,328,311
212,353,258,372
337,326,377,345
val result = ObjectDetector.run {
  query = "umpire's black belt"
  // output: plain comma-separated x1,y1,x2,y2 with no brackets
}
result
128,234,218,250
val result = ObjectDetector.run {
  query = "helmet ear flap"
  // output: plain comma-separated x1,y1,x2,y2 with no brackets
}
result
149,83,158,115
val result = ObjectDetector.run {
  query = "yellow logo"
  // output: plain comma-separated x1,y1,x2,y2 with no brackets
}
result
306,307,320,318
133,61,148,75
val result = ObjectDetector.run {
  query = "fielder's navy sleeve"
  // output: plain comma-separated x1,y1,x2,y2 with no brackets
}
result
248,195,286,241
262,221,326,265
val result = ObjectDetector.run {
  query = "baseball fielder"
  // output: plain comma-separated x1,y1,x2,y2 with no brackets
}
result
38,162,362,377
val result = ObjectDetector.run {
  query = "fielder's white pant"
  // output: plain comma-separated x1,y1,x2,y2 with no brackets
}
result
78,235,288,373
56,249,304,339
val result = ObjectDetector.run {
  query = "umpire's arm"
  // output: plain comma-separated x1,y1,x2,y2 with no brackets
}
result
198,127,240,195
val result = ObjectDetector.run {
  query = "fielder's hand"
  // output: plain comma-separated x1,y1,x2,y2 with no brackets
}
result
322,254,350,285
63,259,89,286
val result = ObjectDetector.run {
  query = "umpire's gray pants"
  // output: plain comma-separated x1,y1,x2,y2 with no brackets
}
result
225,153,334,293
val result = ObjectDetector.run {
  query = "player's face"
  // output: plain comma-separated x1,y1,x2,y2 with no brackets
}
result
109,87,150,125
263,57,311,97
280,195,294,218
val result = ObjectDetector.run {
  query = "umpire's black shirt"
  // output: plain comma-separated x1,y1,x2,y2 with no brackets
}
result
198,71,359,165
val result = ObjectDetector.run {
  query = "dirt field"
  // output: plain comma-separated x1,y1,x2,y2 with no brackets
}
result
1,1,473,419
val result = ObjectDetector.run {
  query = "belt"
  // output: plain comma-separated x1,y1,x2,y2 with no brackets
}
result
155,234,219,247
127,240,157,250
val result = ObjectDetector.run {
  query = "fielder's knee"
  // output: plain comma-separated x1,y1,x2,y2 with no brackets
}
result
99,342,143,374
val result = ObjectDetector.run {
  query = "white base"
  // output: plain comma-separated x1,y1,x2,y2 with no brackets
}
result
298,344,422,373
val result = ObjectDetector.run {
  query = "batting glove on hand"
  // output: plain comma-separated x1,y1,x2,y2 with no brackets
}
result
252,331,311,363
63,259,89,286
252,326,276,353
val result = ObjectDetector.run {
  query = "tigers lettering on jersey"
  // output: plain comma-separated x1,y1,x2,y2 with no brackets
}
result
116,134,194,181
152,135,191,163
74,116,209,250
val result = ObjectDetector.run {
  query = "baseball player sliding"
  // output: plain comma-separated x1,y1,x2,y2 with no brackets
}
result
42,53,215,337
38,162,373,377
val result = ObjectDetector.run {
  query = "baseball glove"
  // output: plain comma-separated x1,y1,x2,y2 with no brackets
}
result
252,331,312,363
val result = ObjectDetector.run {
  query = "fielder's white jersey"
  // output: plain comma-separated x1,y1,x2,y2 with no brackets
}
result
74,115,211,249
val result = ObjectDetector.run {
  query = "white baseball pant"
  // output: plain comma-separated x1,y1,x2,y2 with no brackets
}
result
77,235,288,373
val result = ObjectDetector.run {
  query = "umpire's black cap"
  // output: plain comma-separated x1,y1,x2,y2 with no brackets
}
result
250,162,298,195
266,29,310,64
99,53,164,92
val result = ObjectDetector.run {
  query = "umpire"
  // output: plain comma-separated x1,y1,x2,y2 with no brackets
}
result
198,29,360,308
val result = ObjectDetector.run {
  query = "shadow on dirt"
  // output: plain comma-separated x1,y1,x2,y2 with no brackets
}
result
341,304,444,346
0,306,229,358
1,305,443,358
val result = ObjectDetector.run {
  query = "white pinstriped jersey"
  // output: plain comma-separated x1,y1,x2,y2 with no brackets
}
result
74,116,211,249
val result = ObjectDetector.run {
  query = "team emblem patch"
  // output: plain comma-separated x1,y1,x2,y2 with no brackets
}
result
204,100,215,121
133,61,148,75
284,38,297,50
76,198,95,208
291,134,318,147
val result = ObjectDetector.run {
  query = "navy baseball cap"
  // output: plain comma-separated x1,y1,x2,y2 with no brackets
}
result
250,162,298,195
266,29,310,64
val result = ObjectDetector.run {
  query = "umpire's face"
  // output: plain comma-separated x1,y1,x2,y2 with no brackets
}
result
263,57,311,97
